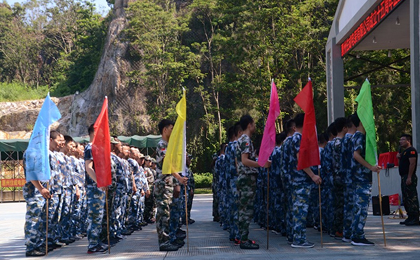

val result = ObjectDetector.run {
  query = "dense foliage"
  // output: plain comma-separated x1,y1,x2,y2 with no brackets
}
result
0,0,412,172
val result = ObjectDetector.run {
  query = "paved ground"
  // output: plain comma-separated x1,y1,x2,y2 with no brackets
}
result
1,194,420,259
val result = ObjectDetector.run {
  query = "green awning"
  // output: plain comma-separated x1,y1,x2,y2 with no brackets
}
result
117,135,161,149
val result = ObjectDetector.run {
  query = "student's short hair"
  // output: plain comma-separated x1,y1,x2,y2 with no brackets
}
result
285,119,295,134
227,126,235,140
351,112,360,128
346,115,354,128
88,124,95,135
327,122,337,137
158,119,174,134
239,115,254,131
401,134,412,143
294,113,305,128
318,133,327,144
63,135,74,144
234,122,242,137
334,117,347,133
50,130,60,140
276,132,287,145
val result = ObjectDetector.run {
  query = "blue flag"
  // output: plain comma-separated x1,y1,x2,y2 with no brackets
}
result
25,94,61,182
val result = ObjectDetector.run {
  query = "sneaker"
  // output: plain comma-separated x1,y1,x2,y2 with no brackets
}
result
291,241,315,248
26,249,46,257
287,238,293,245
405,219,420,226
399,220,407,225
234,239,241,245
342,237,351,243
159,242,179,251
188,219,195,224
87,244,108,254
240,240,259,249
173,239,185,247
272,230,281,235
351,238,375,246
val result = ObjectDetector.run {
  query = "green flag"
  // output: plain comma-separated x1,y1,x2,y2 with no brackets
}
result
355,79,377,166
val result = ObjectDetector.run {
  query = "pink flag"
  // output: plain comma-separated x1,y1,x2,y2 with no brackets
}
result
258,81,280,166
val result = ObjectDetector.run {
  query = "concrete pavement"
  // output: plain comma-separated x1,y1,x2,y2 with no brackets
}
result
1,194,420,259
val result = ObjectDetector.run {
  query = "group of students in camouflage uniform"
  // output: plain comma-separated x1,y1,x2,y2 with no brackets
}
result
23,123,195,256
214,112,380,249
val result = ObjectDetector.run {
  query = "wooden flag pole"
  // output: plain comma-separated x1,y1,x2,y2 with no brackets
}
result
106,189,110,254
185,186,189,252
266,168,270,249
318,168,323,248
46,184,49,255
377,171,387,247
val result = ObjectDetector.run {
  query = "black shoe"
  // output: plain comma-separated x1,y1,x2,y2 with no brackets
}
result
351,238,375,246
140,222,148,226
50,243,62,249
400,220,407,225
121,229,132,235
240,240,259,249
405,219,420,226
146,219,155,224
37,245,53,253
176,232,186,240
173,239,185,247
115,234,126,240
159,242,179,251
26,249,46,257
291,241,315,248
87,244,108,254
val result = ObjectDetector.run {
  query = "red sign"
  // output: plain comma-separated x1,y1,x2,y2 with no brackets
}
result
341,0,403,56
1,178,26,188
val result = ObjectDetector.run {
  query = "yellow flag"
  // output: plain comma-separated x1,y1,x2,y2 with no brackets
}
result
162,89,186,175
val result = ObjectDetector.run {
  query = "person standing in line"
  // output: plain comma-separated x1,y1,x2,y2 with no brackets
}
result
350,113,380,246
236,115,271,250
84,124,108,254
398,134,419,226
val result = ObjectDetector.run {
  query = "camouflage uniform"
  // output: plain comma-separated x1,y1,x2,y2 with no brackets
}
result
128,158,142,227
236,134,259,242
121,158,133,231
138,166,149,225
23,153,47,252
111,153,127,237
321,141,334,233
48,151,65,245
400,147,419,221
216,154,228,228
84,143,106,250
226,141,239,240
288,132,313,245
342,133,354,239
70,156,86,237
187,167,195,219
255,167,267,227
271,146,285,234
212,154,220,221
169,179,182,242
332,137,345,234
280,136,293,241
144,166,155,222
350,131,372,240
58,153,75,241
154,139,174,247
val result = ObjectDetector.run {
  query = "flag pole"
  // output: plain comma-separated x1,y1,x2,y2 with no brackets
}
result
266,168,270,249
106,188,110,254
184,186,189,252
46,183,49,255
317,168,323,248
377,171,387,247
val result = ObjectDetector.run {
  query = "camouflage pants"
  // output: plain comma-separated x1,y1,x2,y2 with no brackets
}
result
307,182,319,227
343,182,354,239
187,188,194,219
71,187,84,237
48,194,60,245
350,182,372,240
212,180,220,220
332,179,344,234
111,190,124,236
401,175,419,218
123,193,131,229
321,184,333,232
169,194,182,242
59,188,73,240
128,191,141,227
24,191,46,252
100,188,115,240
229,183,240,240
144,186,155,221
285,187,293,241
154,177,174,245
291,183,311,244
86,185,105,249
237,174,256,242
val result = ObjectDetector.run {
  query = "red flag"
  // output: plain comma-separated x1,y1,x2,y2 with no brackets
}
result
258,81,280,166
92,97,112,187
293,80,320,170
